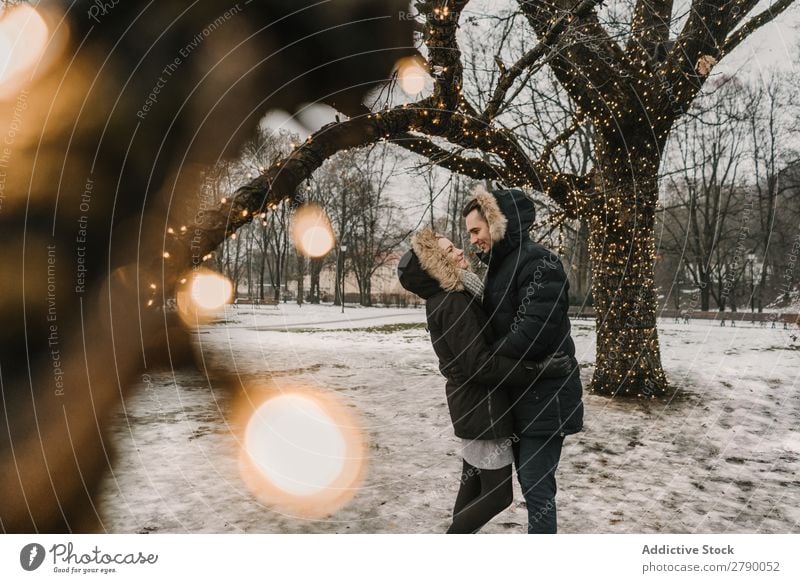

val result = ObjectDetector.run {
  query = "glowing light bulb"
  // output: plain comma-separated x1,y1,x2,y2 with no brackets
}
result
395,56,428,96
291,204,335,258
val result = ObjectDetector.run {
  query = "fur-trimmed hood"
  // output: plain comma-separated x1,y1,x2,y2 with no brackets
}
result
467,186,536,262
470,185,508,243
397,228,464,299
411,229,464,292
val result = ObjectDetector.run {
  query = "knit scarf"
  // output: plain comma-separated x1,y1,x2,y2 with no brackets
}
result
459,269,485,302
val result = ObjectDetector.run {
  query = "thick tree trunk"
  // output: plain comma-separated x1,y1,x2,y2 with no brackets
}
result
588,152,669,397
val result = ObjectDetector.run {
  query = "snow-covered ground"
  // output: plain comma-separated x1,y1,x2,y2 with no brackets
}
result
98,303,800,533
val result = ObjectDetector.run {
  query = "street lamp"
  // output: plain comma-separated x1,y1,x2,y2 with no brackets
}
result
340,243,347,314
747,252,755,313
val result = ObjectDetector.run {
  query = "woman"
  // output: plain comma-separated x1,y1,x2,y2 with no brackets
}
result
397,228,573,533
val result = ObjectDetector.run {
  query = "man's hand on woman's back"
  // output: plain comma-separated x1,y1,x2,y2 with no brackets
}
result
523,352,576,378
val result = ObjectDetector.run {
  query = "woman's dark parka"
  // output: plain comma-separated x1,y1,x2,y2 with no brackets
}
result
398,230,538,440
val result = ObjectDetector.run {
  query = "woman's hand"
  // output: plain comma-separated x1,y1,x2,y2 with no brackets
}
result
522,352,576,378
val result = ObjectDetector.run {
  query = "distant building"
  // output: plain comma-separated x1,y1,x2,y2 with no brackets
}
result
315,251,418,305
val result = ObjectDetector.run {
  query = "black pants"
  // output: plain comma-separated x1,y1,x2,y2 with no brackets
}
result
446,459,513,534
513,434,563,534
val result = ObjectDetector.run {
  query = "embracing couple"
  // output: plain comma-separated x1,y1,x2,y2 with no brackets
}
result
398,186,584,534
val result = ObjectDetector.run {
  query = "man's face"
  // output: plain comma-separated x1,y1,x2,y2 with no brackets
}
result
465,209,491,253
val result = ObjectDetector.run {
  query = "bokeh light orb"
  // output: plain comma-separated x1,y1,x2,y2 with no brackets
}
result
190,271,234,310
300,225,335,258
176,268,233,326
238,387,366,518
245,394,346,496
0,6,49,95
291,204,335,258
395,56,428,96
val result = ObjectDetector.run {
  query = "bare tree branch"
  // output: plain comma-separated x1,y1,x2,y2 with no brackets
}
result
482,0,605,121
536,109,585,167
722,0,796,57
659,0,792,116
390,133,511,180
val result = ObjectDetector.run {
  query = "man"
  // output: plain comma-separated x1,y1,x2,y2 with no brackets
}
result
462,185,584,534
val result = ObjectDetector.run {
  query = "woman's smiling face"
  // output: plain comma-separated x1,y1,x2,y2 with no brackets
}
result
437,237,469,269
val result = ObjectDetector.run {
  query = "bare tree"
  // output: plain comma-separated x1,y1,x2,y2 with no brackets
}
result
306,169,345,303
660,78,751,312
236,129,299,300
347,145,409,306
744,72,799,310
422,166,440,229
769,160,800,305
444,174,472,248
327,152,359,306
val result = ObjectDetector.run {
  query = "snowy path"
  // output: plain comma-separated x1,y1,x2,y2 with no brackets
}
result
98,304,800,533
